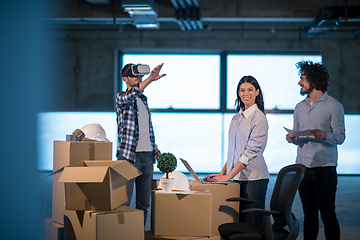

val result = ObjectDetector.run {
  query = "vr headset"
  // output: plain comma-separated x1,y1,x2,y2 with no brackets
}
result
123,64,150,77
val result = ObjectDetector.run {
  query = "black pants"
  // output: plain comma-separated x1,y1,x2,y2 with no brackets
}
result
298,166,340,240
235,179,269,223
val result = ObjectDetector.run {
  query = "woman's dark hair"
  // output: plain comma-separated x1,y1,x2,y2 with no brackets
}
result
296,60,330,92
235,75,265,114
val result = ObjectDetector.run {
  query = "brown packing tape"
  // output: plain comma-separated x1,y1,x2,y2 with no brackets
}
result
117,212,125,225
73,128,85,141
85,199,92,210
89,142,95,160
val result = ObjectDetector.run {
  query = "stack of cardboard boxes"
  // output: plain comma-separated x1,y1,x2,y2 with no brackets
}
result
45,140,144,240
45,140,241,240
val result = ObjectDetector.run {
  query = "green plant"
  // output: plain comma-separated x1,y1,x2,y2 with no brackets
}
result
157,152,177,179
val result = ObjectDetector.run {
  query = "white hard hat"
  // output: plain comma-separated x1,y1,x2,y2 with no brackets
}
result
159,171,190,191
80,123,109,142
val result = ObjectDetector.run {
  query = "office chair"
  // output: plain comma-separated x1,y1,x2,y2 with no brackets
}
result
218,164,306,240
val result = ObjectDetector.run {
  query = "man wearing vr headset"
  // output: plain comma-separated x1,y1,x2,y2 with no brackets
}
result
116,63,165,226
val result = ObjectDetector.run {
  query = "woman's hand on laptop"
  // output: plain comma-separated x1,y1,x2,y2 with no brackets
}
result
203,173,230,182
203,174,216,181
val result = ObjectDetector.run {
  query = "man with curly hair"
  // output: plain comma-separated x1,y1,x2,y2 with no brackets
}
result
286,61,345,240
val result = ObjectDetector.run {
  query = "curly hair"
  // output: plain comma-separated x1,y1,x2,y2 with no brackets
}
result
296,61,330,92
235,75,265,114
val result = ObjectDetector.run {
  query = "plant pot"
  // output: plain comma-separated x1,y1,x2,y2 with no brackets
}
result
160,178,175,193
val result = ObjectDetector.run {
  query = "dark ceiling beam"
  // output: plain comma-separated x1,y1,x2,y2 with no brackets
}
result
306,5,360,38
171,0,205,31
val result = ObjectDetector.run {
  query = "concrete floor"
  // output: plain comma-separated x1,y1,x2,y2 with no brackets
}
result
40,172,360,239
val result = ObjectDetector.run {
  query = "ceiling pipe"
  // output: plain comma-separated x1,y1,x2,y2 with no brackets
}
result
172,0,188,30
179,0,192,30
345,0,348,22
63,26,313,33
193,2,203,29
188,6,197,29
306,5,360,38
171,0,205,31
185,0,192,7
191,0,199,8
177,0,186,9
170,0,179,9
112,0,117,24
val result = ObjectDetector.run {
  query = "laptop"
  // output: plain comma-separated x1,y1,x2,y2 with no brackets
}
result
180,158,228,184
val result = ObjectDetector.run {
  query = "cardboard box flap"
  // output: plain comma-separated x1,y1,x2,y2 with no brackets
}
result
48,161,89,177
82,160,116,167
59,166,109,183
109,160,142,180
114,205,138,213
87,205,138,218
48,166,65,177
78,160,141,180
54,160,113,170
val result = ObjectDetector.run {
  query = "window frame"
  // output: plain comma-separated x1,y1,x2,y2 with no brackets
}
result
116,50,322,114
115,50,323,173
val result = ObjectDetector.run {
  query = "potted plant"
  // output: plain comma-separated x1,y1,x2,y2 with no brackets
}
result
157,152,177,192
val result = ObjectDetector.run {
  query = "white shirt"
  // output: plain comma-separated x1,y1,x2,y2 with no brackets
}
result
136,97,153,152
226,104,270,181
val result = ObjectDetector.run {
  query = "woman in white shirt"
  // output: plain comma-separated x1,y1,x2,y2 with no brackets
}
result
204,75,270,223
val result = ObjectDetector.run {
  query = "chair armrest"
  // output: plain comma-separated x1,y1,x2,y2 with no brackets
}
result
226,197,260,204
242,208,279,216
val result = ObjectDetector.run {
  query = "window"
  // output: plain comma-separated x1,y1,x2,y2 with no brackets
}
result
122,54,220,109
37,112,360,174
37,52,360,174
37,111,118,171
227,54,322,110
338,115,360,174
151,113,223,173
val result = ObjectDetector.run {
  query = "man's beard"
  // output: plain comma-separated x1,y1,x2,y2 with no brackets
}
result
300,85,314,96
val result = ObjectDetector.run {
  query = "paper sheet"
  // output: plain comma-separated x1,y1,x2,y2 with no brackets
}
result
153,190,200,194
284,127,313,137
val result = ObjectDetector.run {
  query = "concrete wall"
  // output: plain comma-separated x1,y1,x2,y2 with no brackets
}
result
48,28,360,114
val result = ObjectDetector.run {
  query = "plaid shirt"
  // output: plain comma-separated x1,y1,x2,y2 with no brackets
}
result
116,84,156,162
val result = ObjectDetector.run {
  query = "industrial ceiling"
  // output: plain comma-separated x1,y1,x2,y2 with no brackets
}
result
46,0,360,38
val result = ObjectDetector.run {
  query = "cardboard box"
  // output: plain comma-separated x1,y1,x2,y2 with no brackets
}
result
53,140,113,172
152,191,212,237
64,206,144,240
145,231,220,240
189,181,240,236
54,160,141,211
152,180,240,236
52,140,113,224
44,218,64,240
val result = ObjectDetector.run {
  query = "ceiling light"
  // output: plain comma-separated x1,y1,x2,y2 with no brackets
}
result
133,15,159,29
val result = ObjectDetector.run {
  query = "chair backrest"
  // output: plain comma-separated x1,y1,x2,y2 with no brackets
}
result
270,164,306,229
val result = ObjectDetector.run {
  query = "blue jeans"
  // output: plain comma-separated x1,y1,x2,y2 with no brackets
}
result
118,152,154,226
235,179,269,223
298,166,340,240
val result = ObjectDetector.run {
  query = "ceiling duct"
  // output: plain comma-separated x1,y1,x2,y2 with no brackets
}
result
171,0,206,31
121,0,159,29
306,5,360,38
85,0,110,3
